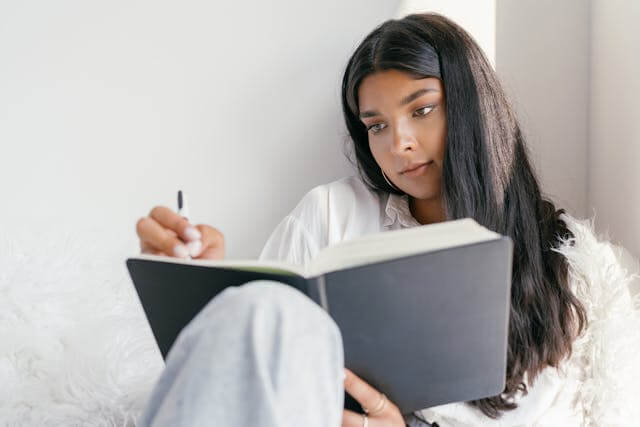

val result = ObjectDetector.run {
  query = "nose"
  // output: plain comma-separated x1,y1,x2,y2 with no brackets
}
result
390,121,418,153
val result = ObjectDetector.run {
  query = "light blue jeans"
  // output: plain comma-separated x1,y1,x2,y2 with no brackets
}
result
138,281,430,427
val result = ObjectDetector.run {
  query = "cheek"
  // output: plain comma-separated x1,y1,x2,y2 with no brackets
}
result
437,124,447,153
418,120,446,160
368,139,386,164
435,115,447,158
435,136,446,161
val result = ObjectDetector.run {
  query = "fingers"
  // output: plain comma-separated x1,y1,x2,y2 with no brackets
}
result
194,224,225,260
140,240,167,256
344,369,385,415
150,206,201,242
136,214,192,258
136,206,225,260
341,409,365,427
344,370,404,426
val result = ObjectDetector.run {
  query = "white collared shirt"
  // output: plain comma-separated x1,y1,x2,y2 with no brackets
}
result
259,175,420,265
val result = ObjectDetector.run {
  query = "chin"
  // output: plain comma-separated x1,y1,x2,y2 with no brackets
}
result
403,182,441,201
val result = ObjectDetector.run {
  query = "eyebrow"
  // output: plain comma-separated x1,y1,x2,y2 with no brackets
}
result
359,88,439,119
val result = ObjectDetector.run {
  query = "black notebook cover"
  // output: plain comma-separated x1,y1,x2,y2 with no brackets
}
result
321,237,512,413
126,261,310,359
126,236,512,414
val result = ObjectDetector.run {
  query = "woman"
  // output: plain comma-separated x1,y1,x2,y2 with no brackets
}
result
135,13,640,426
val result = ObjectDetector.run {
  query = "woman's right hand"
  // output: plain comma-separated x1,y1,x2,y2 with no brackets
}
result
136,206,225,260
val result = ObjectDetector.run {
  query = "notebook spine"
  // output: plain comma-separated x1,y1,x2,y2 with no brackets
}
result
317,274,329,312
307,275,329,312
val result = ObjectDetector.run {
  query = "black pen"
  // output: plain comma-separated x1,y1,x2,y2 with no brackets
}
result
178,190,193,260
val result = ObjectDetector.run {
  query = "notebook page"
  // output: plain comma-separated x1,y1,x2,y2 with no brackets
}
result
131,253,307,277
306,218,499,277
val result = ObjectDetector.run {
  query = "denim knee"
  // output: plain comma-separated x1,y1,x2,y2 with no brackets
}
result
185,280,341,344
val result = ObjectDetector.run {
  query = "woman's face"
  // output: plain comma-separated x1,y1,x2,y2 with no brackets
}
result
358,69,447,201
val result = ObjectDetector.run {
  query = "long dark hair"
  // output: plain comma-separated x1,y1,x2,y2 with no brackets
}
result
341,13,588,419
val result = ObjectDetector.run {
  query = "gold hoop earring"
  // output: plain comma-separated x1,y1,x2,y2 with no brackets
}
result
381,169,401,191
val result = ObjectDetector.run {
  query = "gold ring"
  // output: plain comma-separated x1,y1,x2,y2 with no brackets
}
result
368,393,387,416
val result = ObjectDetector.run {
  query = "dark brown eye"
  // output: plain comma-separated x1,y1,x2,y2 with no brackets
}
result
367,123,387,134
414,105,435,117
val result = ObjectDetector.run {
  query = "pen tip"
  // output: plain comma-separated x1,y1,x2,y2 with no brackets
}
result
178,190,183,209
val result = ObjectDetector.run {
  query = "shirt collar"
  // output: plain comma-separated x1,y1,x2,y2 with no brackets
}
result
383,192,422,228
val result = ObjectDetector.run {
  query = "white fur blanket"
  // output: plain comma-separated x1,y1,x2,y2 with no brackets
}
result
0,222,164,426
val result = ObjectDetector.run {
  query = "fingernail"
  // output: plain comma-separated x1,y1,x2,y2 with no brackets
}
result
185,226,201,241
173,244,189,258
187,240,202,257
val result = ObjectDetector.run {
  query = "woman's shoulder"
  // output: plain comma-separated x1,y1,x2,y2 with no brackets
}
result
297,175,380,205
290,175,377,220
290,175,386,245
260,176,379,263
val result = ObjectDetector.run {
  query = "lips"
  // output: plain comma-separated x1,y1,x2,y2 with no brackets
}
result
400,161,431,174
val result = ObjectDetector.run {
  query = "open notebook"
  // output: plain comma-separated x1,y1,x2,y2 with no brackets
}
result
126,218,513,414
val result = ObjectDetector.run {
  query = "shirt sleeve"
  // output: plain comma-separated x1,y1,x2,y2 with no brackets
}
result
258,214,321,266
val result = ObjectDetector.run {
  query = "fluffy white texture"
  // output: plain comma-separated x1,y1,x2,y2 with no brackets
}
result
555,214,640,426
0,222,163,426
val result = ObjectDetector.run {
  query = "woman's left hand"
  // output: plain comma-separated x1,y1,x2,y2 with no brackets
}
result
342,368,406,427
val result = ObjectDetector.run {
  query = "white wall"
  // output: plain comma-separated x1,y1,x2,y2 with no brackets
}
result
395,0,496,68
495,0,590,219
496,0,640,260
4,0,634,261
0,0,501,261
0,0,399,259
589,0,640,257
